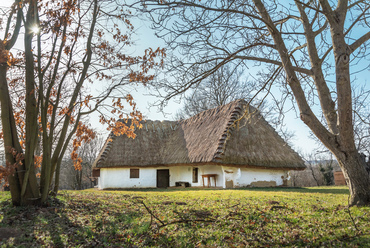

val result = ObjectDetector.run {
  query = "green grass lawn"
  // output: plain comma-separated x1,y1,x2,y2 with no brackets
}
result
0,186,369,247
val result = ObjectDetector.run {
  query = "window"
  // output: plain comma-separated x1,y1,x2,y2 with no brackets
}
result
192,167,198,183
130,169,139,178
92,169,100,177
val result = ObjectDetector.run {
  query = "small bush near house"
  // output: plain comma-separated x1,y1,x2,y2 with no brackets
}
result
0,187,369,247
319,163,334,186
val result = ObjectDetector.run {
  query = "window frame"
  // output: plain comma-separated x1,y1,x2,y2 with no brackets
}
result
192,167,198,183
130,168,140,179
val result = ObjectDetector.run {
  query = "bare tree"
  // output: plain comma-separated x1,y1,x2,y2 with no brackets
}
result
60,135,103,190
136,0,370,205
310,85,370,158
305,159,322,187
173,64,297,144
352,86,370,157
175,64,252,119
295,152,337,187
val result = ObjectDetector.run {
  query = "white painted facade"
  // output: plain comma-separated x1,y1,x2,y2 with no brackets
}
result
238,168,289,186
97,165,290,189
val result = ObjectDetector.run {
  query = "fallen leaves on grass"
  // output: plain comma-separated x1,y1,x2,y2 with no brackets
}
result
0,187,369,247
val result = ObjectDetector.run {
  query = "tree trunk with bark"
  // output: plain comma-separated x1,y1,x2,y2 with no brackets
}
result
140,0,370,206
0,65,40,205
1,0,156,206
253,0,370,206
336,152,370,206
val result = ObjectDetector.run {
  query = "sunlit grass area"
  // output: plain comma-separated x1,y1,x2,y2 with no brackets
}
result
0,186,369,247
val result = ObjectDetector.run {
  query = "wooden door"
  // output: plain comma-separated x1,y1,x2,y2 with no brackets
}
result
157,169,170,188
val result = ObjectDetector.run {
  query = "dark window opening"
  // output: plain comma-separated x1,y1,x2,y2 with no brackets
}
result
130,169,139,178
192,168,198,183
92,169,100,177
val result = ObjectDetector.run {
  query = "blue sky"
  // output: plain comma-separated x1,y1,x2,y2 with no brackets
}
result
0,0,340,157
127,17,318,156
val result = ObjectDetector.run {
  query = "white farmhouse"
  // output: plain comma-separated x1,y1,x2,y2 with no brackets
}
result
92,100,305,189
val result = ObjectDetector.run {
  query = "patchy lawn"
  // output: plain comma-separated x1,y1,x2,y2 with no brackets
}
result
0,187,369,247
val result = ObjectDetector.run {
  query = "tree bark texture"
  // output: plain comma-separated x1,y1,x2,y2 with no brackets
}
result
338,152,370,206
253,0,370,205
0,64,39,206
0,64,22,205
136,0,370,205
1,0,147,206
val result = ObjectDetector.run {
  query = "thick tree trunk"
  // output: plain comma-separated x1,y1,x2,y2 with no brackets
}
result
327,7,370,206
253,0,370,206
0,65,21,205
337,152,370,206
0,65,40,206
19,0,41,206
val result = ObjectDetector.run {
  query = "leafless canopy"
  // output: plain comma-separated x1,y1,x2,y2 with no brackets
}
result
174,64,252,119
132,0,370,206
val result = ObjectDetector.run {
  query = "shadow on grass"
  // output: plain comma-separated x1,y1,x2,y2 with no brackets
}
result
238,186,350,195
0,199,93,247
99,186,350,195
0,197,149,247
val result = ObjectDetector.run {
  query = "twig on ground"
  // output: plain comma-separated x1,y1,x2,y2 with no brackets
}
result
138,200,165,226
347,194,361,234
137,200,215,230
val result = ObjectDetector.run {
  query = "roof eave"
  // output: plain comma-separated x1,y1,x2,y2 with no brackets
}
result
95,161,306,170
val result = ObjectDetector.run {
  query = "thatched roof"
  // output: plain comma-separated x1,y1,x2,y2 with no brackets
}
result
94,100,305,170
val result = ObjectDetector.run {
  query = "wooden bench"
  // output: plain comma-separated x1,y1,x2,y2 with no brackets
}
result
175,181,190,187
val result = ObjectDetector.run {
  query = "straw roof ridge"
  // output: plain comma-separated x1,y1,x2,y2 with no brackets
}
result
94,99,305,170
218,100,305,169
93,132,116,168
177,99,253,163
212,100,245,162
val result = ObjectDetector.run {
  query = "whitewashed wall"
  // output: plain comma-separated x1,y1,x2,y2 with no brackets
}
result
169,165,224,187
222,166,241,188
99,166,202,189
169,166,191,186
99,168,157,189
238,168,288,187
199,165,224,187
98,166,290,189
169,166,203,187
